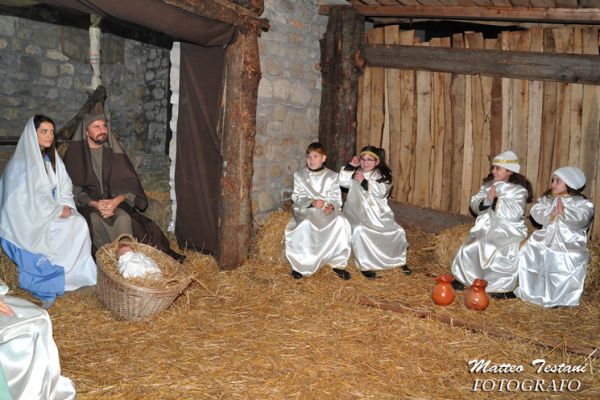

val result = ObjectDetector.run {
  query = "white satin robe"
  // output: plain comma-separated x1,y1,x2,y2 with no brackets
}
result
339,168,407,271
0,296,75,400
514,195,594,307
285,167,351,276
451,181,528,293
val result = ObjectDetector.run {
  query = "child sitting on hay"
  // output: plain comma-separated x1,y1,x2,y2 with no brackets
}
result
514,167,594,307
0,294,76,399
451,151,533,299
339,145,410,279
285,142,352,280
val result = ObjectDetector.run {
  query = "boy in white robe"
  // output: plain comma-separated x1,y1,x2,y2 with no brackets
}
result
285,143,352,279
515,167,594,307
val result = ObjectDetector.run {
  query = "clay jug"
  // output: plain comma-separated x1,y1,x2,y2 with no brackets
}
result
464,279,489,311
432,274,455,306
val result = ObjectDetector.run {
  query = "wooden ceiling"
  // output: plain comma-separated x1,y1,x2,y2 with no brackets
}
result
319,0,600,24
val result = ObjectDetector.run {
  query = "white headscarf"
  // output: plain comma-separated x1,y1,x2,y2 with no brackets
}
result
0,117,75,255
553,166,586,190
491,150,520,174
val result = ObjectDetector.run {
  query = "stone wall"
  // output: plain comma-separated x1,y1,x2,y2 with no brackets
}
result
253,0,328,224
0,5,170,186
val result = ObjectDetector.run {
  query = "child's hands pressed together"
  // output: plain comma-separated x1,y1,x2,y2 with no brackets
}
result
323,203,334,216
312,199,325,209
487,185,498,202
552,197,565,218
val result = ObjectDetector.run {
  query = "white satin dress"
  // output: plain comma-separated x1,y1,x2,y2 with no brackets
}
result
514,195,594,307
285,167,351,276
0,296,76,400
339,168,407,271
451,181,528,293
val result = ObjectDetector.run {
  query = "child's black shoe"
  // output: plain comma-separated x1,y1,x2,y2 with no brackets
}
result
451,280,465,291
400,265,412,276
291,270,303,279
361,271,377,279
490,292,516,300
333,268,351,280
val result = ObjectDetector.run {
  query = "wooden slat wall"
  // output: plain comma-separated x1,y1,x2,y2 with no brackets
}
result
356,25,600,238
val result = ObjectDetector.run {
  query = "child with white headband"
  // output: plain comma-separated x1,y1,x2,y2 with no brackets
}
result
514,167,594,307
339,145,410,279
451,150,533,298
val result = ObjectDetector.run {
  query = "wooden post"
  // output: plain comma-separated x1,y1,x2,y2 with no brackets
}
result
318,7,365,171
218,31,261,270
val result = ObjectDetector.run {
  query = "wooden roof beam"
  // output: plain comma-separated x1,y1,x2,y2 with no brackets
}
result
319,5,600,24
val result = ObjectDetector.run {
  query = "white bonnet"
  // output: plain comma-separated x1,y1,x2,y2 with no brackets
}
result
553,166,586,190
491,150,520,174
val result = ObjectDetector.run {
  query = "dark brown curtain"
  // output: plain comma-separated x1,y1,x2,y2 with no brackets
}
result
174,43,226,253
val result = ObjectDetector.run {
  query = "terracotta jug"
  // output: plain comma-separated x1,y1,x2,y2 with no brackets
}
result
464,279,489,311
432,274,455,306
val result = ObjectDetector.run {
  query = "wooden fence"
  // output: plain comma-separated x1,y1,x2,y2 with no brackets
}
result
357,25,600,238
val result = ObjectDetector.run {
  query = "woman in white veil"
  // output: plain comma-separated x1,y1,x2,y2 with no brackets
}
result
0,115,96,307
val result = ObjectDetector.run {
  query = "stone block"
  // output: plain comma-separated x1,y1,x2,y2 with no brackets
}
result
46,49,68,61
289,82,312,105
0,17,15,36
0,38,7,49
41,62,58,78
25,44,41,55
57,76,73,89
59,63,74,75
272,79,289,100
257,191,277,213
258,77,273,98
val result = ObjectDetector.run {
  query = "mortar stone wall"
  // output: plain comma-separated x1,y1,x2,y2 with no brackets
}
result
254,0,328,225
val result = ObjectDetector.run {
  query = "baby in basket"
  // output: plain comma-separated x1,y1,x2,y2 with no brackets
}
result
117,243,162,279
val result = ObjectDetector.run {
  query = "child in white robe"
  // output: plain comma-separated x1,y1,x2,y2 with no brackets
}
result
515,167,594,307
451,151,533,298
0,295,76,400
339,146,410,279
285,142,352,279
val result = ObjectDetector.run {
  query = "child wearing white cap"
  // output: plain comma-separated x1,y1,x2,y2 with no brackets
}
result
514,167,594,307
451,151,533,298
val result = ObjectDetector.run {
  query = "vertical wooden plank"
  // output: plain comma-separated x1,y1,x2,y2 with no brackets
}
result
526,27,544,191
568,26,583,167
440,36,453,212
551,26,573,172
580,27,600,210
449,33,465,214
507,30,531,175
460,58,474,215
430,37,446,210
414,41,432,207
398,30,416,203
358,29,373,153
465,32,485,196
368,28,385,149
499,31,512,152
384,25,401,200
487,38,503,159
356,74,364,152
537,27,558,199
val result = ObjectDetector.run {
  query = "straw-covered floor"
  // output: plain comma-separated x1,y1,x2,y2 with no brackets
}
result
1,209,599,399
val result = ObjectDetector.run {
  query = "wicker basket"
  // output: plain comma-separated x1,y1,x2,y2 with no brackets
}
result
95,234,190,321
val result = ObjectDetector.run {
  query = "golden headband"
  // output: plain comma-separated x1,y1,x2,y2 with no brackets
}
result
491,158,519,164
360,150,380,161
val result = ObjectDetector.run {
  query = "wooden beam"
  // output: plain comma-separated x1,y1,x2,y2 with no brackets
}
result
318,7,365,171
163,0,269,33
217,31,261,270
363,44,600,85
319,5,600,24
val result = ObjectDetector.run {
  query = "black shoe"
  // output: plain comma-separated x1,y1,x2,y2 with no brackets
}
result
333,268,351,280
490,292,516,300
400,265,412,276
291,270,303,279
451,280,465,291
361,271,377,279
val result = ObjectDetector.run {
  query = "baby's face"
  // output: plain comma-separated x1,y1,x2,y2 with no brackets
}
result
117,245,134,257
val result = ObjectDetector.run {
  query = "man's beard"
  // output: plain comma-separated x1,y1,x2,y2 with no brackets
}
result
90,134,107,145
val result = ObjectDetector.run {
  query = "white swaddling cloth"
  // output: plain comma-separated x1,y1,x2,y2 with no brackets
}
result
117,252,162,279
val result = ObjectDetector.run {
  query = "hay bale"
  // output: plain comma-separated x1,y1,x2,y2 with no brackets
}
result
0,250,18,290
583,240,600,303
433,224,471,267
145,190,172,232
250,209,291,265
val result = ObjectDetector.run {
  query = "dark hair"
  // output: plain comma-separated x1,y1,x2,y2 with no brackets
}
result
483,171,533,203
306,142,326,156
360,145,392,184
33,114,56,171
542,185,586,199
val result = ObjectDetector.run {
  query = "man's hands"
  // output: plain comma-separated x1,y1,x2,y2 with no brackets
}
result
90,194,126,218
59,206,72,218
